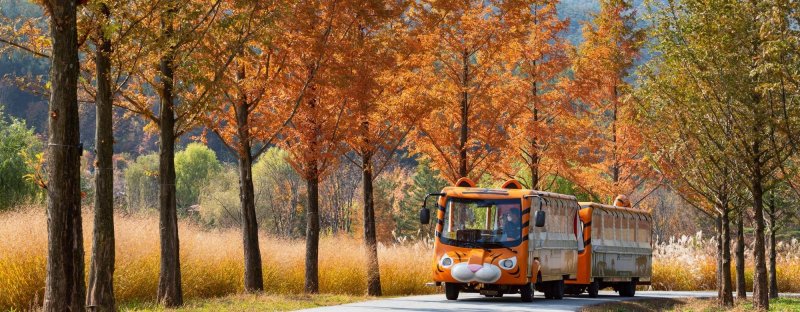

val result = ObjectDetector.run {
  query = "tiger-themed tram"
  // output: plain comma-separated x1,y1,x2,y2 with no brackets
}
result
419,178,653,302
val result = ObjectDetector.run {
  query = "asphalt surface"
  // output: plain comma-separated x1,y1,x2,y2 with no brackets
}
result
301,291,719,312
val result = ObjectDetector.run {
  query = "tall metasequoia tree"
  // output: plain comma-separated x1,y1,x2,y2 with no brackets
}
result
570,0,646,200
758,0,800,299
0,2,156,309
505,0,571,190
734,206,747,299
641,0,800,308
116,0,237,306
203,0,332,293
41,0,85,311
85,1,115,310
279,0,350,294
764,184,799,299
639,71,738,305
339,0,418,296
406,0,525,183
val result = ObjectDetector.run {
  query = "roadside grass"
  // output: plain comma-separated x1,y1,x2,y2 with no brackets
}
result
120,294,367,311
581,297,800,312
2,207,800,310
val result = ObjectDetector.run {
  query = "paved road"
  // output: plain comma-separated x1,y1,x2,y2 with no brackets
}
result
301,291,718,312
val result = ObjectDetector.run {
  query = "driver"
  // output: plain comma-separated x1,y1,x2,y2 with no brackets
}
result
500,208,521,241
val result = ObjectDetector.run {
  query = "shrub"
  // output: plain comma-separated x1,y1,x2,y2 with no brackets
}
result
123,153,159,212
175,143,222,209
0,108,42,211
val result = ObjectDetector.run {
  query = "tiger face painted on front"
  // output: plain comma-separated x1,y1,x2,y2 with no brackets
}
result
433,248,523,284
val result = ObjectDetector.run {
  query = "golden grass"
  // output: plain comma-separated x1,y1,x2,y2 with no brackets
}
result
121,294,366,312
0,207,434,311
651,233,800,293
1,209,798,311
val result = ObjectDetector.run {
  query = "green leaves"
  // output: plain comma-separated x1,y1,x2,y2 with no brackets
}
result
0,106,43,210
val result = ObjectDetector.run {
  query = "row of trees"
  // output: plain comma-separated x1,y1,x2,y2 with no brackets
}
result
2,0,800,311
639,0,800,309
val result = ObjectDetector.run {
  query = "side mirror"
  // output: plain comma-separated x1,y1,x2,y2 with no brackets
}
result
534,210,546,227
420,207,430,225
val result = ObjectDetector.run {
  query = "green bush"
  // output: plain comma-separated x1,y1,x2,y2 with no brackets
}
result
0,107,42,210
198,147,306,236
123,153,159,212
175,143,221,209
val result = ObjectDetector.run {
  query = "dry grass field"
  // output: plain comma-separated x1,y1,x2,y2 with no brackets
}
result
0,207,798,311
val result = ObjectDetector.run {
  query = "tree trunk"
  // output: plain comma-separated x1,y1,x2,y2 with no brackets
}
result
716,215,722,300
156,10,183,307
751,152,768,309
530,80,539,190
236,86,264,292
362,152,382,296
611,85,620,185
721,206,733,306
736,208,746,299
43,1,86,311
305,175,320,294
768,198,778,299
459,50,469,179
87,4,116,310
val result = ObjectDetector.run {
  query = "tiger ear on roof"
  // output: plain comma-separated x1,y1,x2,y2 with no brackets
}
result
501,179,522,189
455,177,476,187
613,194,631,208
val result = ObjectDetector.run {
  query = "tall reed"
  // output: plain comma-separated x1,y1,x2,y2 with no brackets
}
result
0,208,797,311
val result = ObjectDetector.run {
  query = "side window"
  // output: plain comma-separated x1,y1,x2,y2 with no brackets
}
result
553,199,561,233
624,214,631,242
557,200,564,233
609,212,619,241
595,210,603,241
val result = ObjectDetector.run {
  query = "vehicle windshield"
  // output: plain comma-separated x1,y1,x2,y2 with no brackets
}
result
439,198,522,248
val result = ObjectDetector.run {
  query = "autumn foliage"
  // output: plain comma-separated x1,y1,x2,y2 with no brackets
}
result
3,0,800,310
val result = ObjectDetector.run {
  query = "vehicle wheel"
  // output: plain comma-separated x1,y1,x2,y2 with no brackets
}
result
445,283,460,300
618,281,636,297
520,283,534,302
553,280,565,300
587,281,599,298
543,282,553,299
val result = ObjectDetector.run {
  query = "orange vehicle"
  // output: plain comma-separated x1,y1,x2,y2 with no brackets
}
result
564,199,653,297
419,178,583,301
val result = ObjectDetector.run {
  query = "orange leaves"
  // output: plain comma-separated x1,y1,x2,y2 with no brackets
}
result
567,0,647,199
406,0,527,183
504,1,572,190
276,0,358,181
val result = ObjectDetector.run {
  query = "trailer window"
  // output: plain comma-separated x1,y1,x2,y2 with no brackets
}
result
440,198,522,248
594,212,603,241
622,214,631,242
603,211,613,241
638,217,651,244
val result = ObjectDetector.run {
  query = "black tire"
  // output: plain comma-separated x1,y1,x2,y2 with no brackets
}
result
542,281,554,299
618,281,636,297
445,283,460,300
553,279,565,300
520,283,534,302
587,280,599,298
